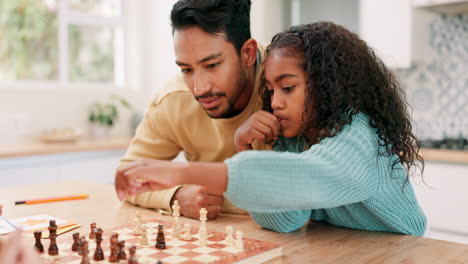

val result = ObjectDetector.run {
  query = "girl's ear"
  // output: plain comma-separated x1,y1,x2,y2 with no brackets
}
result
240,38,257,67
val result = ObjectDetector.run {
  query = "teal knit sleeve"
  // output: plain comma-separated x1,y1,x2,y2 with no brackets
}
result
249,210,312,233
224,114,381,212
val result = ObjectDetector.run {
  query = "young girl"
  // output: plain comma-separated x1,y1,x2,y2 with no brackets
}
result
117,22,427,236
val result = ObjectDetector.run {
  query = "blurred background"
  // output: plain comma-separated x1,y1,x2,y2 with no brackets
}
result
0,0,466,244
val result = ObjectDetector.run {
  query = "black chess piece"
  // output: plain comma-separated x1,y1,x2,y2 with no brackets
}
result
155,224,166,249
80,239,90,264
34,231,44,253
89,222,96,239
118,240,127,260
72,232,80,251
48,221,59,256
93,228,104,261
128,245,138,264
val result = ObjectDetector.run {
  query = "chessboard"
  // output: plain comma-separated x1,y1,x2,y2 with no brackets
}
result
39,219,282,264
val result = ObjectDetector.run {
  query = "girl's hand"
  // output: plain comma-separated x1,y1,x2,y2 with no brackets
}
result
234,110,280,152
114,158,186,201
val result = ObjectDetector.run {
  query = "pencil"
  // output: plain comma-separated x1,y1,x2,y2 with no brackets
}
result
14,194,89,205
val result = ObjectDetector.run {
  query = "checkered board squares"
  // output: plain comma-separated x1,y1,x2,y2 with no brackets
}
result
39,219,282,264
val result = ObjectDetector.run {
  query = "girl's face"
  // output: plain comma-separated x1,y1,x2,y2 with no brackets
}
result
264,48,308,138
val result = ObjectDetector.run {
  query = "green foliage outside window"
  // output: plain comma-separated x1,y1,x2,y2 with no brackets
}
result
0,0,58,81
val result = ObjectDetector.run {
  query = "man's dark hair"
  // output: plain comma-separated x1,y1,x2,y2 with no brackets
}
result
171,0,252,54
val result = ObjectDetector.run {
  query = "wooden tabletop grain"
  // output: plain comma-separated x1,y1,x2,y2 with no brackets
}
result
1,181,468,263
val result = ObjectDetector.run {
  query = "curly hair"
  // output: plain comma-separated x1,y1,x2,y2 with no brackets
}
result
263,22,424,178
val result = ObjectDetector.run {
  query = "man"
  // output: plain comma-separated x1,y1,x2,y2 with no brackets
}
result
115,0,269,219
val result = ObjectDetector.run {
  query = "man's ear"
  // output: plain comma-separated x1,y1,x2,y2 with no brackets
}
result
240,38,257,67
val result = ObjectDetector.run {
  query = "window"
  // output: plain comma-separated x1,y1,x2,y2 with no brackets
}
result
0,0,125,88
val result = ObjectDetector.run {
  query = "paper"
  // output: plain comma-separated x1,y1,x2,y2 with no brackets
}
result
9,214,80,237
0,216,16,235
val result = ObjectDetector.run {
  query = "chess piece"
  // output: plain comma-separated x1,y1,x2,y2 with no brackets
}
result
225,226,234,246
172,200,181,238
93,228,104,261
89,223,96,239
109,233,120,263
135,211,142,222
72,232,80,251
198,226,207,246
235,230,244,250
118,240,127,260
80,238,90,264
34,231,44,253
183,223,192,241
155,224,166,249
77,237,84,256
128,245,138,264
199,208,207,233
110,232,119,246
133,212,142,235
140,225,149,245
48,220,59,256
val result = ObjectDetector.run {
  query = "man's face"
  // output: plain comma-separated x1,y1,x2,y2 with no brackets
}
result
174,26,249,118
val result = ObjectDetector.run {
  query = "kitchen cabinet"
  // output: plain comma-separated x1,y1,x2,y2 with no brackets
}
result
0,150,125,187
290,0,412,68
413,0,468,13
411,161,468,244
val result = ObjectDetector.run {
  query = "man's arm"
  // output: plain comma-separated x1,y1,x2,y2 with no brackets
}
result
117,96,182,214
117,95,224,218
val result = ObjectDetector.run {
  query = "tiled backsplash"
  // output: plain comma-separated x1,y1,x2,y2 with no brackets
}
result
395,14,467,140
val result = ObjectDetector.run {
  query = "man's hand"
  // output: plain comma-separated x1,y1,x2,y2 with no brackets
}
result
0,204,3,216
173,185,223,219
234,110,280,152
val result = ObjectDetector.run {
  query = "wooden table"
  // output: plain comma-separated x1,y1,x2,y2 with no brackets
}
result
2,181,468,263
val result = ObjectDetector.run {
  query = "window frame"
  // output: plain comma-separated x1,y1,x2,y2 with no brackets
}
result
0,0,126,90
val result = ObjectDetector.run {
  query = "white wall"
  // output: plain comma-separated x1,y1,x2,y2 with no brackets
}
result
251,0,287,46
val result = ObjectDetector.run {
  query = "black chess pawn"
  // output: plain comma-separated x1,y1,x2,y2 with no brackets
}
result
93,228,104,261
34,231,44,253
80,239,90,264
72,232,80,251
155,224,166,249
128,245,138,264
118,240,127,260
48,221,59,256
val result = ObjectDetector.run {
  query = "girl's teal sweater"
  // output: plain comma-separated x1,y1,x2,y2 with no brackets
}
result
224,113,426,236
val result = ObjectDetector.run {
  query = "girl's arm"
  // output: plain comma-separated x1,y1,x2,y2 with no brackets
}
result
249,210,312,233
223,114,382,212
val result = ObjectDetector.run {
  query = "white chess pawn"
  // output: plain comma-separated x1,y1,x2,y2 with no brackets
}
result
139,225,148,245
183,223,192,241
235,231,244,250
225,226,234,246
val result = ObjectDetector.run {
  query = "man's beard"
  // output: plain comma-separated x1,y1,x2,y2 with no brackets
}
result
196,77,248,119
